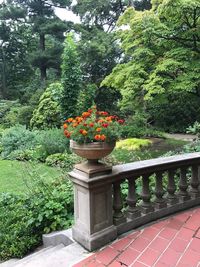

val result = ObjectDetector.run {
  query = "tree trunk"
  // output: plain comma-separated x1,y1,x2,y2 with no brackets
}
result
0,46,7,98
39,33,47,81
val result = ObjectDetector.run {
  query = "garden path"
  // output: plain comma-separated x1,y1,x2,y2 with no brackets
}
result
73,207,200,267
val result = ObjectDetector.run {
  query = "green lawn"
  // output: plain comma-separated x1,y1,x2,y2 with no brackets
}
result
0,160,63,194
0,138,188,194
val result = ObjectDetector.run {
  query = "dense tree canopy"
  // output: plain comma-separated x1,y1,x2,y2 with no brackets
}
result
102,0,200,130
0,0,199,132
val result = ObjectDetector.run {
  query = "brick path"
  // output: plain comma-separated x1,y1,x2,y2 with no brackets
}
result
73,207,200,267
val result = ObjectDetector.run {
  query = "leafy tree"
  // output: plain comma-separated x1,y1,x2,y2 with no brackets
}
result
0,2,34,98
102,0,200,130
61,34,82,118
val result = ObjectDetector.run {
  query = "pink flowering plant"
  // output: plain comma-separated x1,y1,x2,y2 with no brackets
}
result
63,106,125,144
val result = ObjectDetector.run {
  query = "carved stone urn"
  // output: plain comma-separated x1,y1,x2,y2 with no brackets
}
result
70,140,115,177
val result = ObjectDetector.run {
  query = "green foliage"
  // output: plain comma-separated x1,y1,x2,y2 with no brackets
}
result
0,176,73,260
61,34,82,118
45,153,81,169
18,106,34,127
0,193,40,260
102,1,200,130
31,82,63,129
77,84,97,114
35,128,70,159
116,138,151,150
148,93,200,132
1,125,36,158
186,122,200,137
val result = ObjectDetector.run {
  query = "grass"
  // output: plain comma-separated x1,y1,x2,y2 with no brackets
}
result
0,138,189,194
0,160,62,194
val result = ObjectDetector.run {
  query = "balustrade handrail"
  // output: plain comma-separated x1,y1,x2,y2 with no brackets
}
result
69,152,200,251
113,152,200,179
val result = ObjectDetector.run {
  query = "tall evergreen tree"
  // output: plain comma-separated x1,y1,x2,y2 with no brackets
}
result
0,1,33,98
61,34,82,118
14,0,72,81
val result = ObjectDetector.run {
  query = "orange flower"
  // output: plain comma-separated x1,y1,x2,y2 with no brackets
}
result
101,134,106,141
67,118,73,122
94,134,101,140
98,119,105,124
96,127,102,132
82,112,91,118
73,123,78,127
82,130,88,136
105,116,112,122
76,116,83,122
63,123,68,129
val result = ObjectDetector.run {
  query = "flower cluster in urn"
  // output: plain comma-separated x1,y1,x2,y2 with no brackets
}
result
63,106,124,144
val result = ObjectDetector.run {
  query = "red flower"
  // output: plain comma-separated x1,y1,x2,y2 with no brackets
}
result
89,123,94,127
102,123,109,128
64,130,71,138
118,119,125,124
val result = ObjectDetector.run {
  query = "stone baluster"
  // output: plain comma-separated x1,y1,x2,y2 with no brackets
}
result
113,181,126,225
140,174,154,214
154,172,167,209
167,169,178,205
126,178,141,219
178,167,190,201
190,165,200,198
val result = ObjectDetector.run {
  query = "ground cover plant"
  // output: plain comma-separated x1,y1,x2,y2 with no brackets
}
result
0,176,74,260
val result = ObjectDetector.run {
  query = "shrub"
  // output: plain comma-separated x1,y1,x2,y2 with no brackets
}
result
186,121,200,137
18,106,34,127
30,82,63,129
46,153,81,169
0,176,73,260
1,125,37,158
36,128,70,159
116,138,152,151
121,125,164,139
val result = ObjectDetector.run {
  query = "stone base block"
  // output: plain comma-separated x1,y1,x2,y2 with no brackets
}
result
154,201,167,210
72,225,117,251
43,229,73,247
141,206,154,214
167,198,179,205
75,162,112,178
178,195,191,202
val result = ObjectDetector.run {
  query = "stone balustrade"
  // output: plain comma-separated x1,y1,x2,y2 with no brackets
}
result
69,152,200,251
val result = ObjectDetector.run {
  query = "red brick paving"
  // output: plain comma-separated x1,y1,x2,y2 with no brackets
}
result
73,208,200,267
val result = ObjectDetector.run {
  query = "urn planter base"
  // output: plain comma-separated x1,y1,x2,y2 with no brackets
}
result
74,161,112,177
70,140,115,178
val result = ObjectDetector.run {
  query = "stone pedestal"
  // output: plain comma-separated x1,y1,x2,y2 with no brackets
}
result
69,165,117,251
